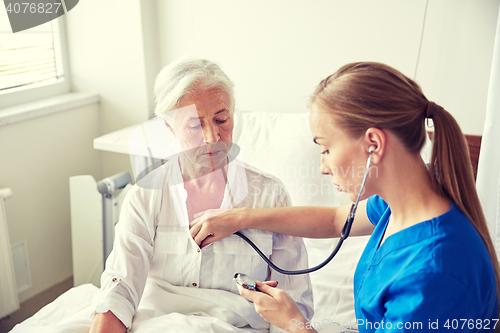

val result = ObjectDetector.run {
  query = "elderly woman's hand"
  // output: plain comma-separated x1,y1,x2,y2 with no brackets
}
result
237,281,316,333
189,207,249,247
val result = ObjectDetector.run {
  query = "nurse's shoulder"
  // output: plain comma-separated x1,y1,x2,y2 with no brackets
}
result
434,203,496,282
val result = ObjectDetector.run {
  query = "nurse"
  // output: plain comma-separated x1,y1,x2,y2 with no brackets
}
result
190,62,500,332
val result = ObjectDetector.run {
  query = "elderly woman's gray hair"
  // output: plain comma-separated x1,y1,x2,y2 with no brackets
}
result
153,58,235,122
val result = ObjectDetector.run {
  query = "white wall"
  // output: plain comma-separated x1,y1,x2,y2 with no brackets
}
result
65,0,153,178
0,0,156,302
158,0,426,113
416,0,499,135
157,0,498,135
0,104,102,302
63,0,500,187
0,0,151,301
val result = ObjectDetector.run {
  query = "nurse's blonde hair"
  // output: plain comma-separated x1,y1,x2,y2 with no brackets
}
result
312,62,500,325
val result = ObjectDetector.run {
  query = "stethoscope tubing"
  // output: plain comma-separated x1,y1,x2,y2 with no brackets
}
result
234,224,349,275
226,150,374,275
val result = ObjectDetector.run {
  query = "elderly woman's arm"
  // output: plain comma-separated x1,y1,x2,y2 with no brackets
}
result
89,311,126,333
89,187,156,331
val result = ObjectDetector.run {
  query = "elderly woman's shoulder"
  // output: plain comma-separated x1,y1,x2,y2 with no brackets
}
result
241,162,288,190
127,165,169,200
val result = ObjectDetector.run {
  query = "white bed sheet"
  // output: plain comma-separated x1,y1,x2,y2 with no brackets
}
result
10,237,359,333
10,278,270,333
9,284,96,332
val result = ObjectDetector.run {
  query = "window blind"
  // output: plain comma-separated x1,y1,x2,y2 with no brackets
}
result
0,18,64,92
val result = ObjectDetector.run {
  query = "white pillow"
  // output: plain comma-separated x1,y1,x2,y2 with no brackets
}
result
233,111,351,207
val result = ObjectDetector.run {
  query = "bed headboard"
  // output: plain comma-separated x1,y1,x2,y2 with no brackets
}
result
427,132,482,181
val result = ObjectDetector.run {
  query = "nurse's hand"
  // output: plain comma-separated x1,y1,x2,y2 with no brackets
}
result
237,281,317,333
189,208,248,247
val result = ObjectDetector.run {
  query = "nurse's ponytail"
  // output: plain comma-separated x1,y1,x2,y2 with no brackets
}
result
312,62,500,326
429,104,500,323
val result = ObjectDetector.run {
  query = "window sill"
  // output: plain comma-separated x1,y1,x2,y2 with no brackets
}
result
0,92,100,127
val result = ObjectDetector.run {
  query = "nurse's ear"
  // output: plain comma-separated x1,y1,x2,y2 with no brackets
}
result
363,127,386,164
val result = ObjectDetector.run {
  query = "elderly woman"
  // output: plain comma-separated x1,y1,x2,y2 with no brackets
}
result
89,58,313,333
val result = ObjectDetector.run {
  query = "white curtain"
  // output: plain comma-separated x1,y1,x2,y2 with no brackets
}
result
476,6,500,257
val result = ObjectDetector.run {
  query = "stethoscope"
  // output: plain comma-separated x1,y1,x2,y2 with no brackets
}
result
230,146,375,287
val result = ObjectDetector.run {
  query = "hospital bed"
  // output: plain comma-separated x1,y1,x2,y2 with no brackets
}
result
10,110,441,332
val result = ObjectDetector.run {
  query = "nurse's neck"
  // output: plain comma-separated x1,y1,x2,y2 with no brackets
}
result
375,135,451,230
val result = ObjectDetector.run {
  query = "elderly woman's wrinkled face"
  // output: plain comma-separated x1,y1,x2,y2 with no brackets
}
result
167,87,234,170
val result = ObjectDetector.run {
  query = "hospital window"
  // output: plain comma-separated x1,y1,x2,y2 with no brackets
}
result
0,14,70,109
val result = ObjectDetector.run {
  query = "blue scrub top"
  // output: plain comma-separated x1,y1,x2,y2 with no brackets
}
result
354,195,498,332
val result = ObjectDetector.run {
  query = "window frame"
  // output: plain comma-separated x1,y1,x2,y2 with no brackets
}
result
0,15,71,109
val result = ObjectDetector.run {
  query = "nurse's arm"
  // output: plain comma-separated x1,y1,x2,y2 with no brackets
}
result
190,200,374,247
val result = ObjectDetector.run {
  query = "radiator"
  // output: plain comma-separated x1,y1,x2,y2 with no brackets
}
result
0,188,20,320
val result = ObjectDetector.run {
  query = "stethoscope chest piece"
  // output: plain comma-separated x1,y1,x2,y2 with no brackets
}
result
233,273,258,291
